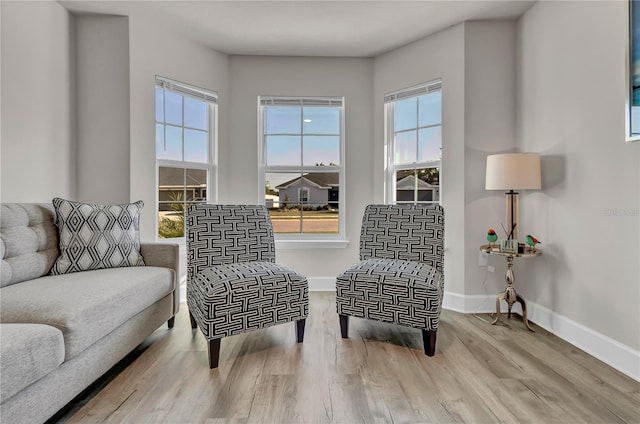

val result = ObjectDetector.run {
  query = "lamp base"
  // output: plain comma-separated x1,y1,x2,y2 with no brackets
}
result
505,190,519,241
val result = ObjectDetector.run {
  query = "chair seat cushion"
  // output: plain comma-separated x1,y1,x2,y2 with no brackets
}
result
188,261,309,339
337,258,442,291
336,258,444,329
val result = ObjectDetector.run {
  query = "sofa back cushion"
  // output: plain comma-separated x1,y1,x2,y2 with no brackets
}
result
0,204,59,287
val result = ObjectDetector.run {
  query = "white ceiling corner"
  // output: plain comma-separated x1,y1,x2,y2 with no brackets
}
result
59,0,536,57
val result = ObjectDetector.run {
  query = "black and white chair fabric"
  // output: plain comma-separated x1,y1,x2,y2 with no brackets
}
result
186,204,309,368
336,204,445,356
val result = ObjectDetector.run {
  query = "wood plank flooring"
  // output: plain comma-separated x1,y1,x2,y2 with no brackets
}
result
60,292,639,423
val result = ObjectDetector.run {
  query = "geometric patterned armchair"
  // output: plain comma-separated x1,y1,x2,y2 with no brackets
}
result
336,204,445,356
186,204,309,368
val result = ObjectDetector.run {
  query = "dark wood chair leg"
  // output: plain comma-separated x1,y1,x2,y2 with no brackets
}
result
167,316,175,329
422,329,437,356
296,319,306,343
189,310,197,329
208,338,221,369
339,314,349,338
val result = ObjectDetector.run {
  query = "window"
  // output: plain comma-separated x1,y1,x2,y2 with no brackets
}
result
259,96,344,238
299,188,309,203
155,76,217,239
385,80,442,204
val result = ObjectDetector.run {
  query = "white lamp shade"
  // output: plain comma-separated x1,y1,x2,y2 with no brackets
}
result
485,153,541,190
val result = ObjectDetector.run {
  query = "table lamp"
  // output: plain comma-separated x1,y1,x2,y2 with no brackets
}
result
485,153,541,241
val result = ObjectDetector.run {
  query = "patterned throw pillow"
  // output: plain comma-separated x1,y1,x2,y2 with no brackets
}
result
50,198,145,275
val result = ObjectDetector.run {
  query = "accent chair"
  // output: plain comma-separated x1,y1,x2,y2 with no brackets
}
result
336,204,445,355
186,204,309,368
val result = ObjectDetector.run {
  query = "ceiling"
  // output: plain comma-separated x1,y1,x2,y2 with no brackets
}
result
60,0,536,57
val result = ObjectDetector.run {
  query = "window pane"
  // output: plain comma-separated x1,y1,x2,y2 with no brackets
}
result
165,91,182,126
265,171,299,202
418,91,441,127
266,106,301,134
155,124,164,157
417,168,439,202
158,166,185,239
303,107,340,134
158,167,184,200
264,172,301,233
271,210,302,234
303,136,340,166
155,87,164,122
186,168,207,201
417,127,441,163
157,125,182,161
395,97,417,131
266,135,301,166
395,169,416,202
395,130,417,164
184,97,207,130
158,203,185,239
302,204,339,234
417,167,439,185
184,129,208,163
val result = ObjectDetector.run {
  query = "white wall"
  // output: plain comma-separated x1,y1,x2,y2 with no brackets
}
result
76,15,130,204
0,1,76,202
226,56,373,279
127,15,229,242
374,24,467,296
517,1,639,352
463,21,518,298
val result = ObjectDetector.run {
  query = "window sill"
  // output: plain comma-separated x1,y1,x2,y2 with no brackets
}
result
154,237,350,250
154,237,186,246
275,239,350,249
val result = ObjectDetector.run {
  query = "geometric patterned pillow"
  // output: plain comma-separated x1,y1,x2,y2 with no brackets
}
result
49,198,145,275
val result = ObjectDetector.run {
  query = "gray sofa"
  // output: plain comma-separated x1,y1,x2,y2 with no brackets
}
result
0,203,179,424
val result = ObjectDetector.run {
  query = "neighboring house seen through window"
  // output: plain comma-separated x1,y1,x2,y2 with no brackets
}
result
259,96,344,237
155,76,217,239
385,80,442,204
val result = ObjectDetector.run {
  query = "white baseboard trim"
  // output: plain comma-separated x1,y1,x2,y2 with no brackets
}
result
443,291,639,382
308,277,336,291
442,292,504,314
526,301,640,382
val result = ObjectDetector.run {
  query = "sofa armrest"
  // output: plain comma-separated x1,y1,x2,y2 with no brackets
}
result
140,243,180,315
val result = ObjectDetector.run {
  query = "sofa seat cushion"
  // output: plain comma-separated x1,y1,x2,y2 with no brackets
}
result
0,323,64,401
0,266,174,360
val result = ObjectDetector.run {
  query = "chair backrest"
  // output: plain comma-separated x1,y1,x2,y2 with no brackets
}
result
186,204,276,280
359,204,444,273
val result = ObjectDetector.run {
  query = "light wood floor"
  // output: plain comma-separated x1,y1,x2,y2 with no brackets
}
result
62,292,639,423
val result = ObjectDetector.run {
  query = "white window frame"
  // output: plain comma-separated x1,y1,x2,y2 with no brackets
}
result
258,96,347,248
384,80,442,205
155,76,218,241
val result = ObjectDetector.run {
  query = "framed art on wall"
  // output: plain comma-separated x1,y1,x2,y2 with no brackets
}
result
627,0,640,141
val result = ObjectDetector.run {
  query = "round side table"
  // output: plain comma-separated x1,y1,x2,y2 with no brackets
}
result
480,244,541,332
